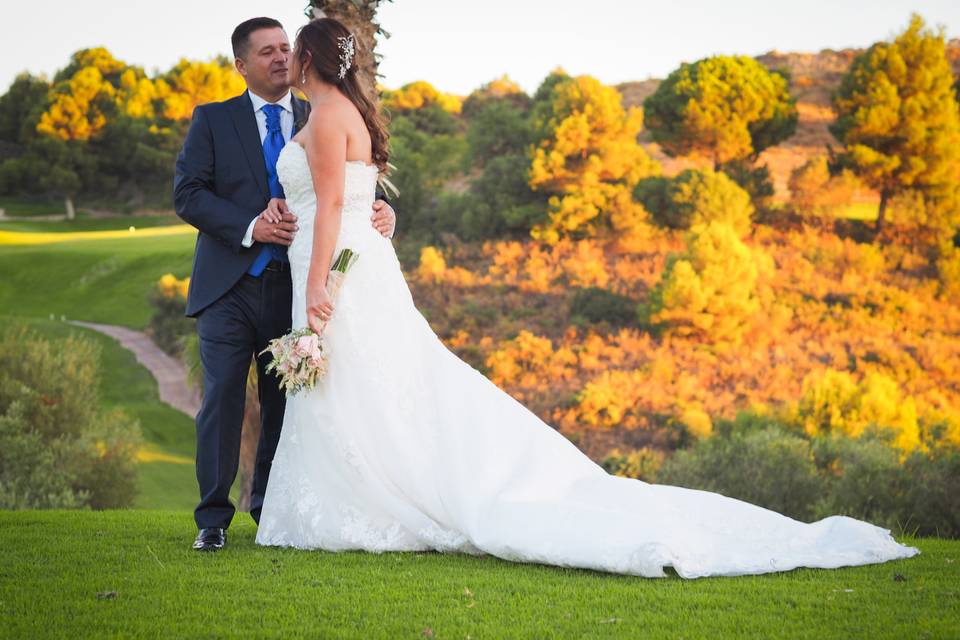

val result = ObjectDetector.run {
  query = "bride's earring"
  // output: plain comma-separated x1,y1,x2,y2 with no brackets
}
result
300,68,306,85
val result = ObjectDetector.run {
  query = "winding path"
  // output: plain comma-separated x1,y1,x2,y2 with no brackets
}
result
70,320,201,417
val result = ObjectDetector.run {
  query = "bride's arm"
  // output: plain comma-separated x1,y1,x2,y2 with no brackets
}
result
303,109,347,333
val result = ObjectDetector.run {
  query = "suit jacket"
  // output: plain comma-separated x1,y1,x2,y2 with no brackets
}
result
173,89,391,318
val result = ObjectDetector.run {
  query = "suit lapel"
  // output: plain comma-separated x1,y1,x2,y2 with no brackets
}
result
292,94,310,136
230,90,270,200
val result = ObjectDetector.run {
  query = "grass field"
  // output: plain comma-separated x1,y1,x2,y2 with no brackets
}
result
0,196,71,217
0,511,954,639
0,227,195,329
0,212,182,233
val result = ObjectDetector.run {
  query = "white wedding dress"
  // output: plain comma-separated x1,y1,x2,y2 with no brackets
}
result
254,142,920,578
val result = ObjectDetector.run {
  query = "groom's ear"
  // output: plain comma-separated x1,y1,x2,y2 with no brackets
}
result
235,57,247,78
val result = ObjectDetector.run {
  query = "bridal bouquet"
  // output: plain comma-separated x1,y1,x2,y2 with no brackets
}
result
259,248,360,395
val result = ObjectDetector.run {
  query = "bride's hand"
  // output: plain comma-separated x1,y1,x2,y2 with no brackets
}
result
306,276,334,334
261,197,289,224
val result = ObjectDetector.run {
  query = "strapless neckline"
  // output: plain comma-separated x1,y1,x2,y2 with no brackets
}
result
283,139,379,172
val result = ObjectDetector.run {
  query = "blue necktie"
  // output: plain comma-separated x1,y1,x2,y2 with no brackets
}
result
248,103,289,276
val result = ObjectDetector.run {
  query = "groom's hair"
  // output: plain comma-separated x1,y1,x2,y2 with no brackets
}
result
232,17,284,59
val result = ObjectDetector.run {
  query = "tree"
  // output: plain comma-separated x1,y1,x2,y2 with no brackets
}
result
377,113,466,238
637,168,755,236
639,221,771,344
382,80,462,135
797,368,921,453
529,74,659,244
462,74,530,118
788,156,860,226
307,0,392,101
383,80,461,114
0,72,49,145
155,57,246,121
830,14,960,232
644,55,797,167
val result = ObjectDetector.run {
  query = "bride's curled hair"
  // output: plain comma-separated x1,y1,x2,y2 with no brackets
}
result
294,18,390,172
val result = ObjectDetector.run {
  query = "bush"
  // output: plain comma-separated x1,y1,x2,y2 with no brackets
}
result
0,323,142,509
634,176,673,223
148,273,193,355
666,168,755,236
797,368,922,453
658,426,824,521
656,417,960,537
569,286,637,327
812,436,960,537
811,435,908,529
935,244,960,301
601,447,664,481
639,221,767,343
458,154,547,240
901,449,960,537
718,159,775,209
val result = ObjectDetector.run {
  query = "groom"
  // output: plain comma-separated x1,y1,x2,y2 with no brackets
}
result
173,17,396,551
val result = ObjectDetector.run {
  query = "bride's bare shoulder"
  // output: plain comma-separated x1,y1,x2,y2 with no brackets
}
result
296,102,349,149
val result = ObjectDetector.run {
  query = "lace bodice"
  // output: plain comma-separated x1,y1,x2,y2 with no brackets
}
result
276,141,384,330
276,142,379,221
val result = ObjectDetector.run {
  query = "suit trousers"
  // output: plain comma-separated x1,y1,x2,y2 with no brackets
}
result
193,266,292,529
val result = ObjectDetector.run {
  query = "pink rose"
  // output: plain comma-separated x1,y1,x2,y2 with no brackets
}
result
295,334,318,358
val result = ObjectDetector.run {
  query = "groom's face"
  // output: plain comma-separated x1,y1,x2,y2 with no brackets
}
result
236,27,291,95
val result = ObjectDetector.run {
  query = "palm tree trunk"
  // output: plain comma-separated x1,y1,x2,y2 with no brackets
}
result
876,189,890,234
307,1,391,101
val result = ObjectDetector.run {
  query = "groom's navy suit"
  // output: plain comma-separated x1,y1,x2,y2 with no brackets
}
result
173,88,308,529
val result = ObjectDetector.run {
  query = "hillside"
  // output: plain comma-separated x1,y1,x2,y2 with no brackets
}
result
617,39,960,202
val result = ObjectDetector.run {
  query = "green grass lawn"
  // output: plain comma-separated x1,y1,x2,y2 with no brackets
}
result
0,196,70,217
0,511,954,639
0,231,195,328
0,212,182,232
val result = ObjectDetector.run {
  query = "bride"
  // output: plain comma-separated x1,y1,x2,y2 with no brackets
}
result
254,17,920,578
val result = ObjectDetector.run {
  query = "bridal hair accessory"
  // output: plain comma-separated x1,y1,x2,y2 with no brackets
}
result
337,34,355,80
259,247,360,395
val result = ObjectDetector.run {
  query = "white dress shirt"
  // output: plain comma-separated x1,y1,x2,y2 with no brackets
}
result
241,89,294,248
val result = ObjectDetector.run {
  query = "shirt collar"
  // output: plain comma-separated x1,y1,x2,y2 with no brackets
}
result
248,88,293,114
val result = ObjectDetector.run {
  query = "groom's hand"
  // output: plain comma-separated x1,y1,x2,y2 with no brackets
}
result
253,210,298,246
371,200,395,239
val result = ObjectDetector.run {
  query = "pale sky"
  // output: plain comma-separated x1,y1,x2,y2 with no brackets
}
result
2,1,959,96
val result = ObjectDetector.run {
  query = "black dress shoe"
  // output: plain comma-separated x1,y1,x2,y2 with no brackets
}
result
192,527,226,551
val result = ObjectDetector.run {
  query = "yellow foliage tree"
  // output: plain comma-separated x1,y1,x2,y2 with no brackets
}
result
529,75,659,244
416,246,447,283
667,167,755,236
37,65,115,141
156,58,247,121
798,368,921,453
641,221,771,343
382,80,462,114
830,14,960,232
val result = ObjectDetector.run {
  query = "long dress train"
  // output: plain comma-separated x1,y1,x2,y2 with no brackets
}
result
254,142,920,578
